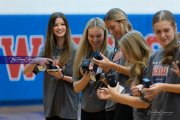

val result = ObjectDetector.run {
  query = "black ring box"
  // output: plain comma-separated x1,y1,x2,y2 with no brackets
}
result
47,61,58,72
82,59,90,73
142,78,151,88
93,50,103,60
106,74,117,87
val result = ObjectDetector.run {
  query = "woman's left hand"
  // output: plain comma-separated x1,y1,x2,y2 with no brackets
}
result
171,61,180,77
144,83,164,101
48,65,63,79
108,82,119,97
93,53,111,72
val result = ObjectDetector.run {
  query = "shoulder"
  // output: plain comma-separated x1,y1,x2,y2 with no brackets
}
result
149,48,162,60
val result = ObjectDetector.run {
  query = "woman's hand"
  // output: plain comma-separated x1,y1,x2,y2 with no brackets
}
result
93,53,111,73
108,82,120,97
144,83,164,101
171,61,180,77
97,88,111,100
80,68,91,79
34,57,54,66
48,65,63,79
131,84,143,96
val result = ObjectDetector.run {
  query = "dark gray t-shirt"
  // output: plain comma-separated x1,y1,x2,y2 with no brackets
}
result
33,42,79,119
72,49,113,113
143,46,180,120
105,49,130,111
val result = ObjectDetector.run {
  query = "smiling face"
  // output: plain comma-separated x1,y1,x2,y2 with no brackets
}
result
153,20,177,49
105,20,123,39
53,18,66,39
88,27,104,52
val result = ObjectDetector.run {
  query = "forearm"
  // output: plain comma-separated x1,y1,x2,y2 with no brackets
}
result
102,79,108,86
73,76,90,93
61,76,72,83
23,64,36,75
111,93,149,108
109,62,130,76
163,83,180,94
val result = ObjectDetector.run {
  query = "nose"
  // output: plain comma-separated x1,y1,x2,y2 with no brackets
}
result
161,32,165,38
109,29,113,34
58,24,62,29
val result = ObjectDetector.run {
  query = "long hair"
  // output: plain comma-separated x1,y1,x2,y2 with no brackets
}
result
152,10,179,64
104,8,133,52
44,12,72,65
73,17,109,78
119,31,151,86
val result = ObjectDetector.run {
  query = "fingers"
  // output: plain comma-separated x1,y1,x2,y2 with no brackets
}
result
46,58,54,63
100,53,106,59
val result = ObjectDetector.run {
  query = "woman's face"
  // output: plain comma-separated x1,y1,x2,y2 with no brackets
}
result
88,27,104,52
120,44,137,63
105,20,122,39
153,20,177,49
53,18,66,39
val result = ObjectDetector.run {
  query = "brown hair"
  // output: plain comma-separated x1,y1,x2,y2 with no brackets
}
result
104,8,133,53
152,10,179,64
44,12,72,65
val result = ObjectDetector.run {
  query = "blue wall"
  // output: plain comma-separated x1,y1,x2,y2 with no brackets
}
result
0,14,179,102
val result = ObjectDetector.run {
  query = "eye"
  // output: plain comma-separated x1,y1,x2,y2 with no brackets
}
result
165,29,169,33
89,36,94,38
61,23,65,26
54,24,58,26
97,35,102,38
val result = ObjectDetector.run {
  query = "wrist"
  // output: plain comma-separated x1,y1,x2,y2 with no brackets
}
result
60,74,64,80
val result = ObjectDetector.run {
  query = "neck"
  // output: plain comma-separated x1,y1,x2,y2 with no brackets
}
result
55,37,65,49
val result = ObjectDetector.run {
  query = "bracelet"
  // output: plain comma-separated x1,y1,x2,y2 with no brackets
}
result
105,69,111,74
60,74,64,79
118,65,122,73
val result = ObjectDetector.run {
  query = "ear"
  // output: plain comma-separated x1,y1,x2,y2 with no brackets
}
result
174,23,177,32
122,19,126,26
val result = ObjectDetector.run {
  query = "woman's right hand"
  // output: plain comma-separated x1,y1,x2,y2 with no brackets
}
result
33,58,54,66
80,68,91,79
97,88,112,100
93,53,112,72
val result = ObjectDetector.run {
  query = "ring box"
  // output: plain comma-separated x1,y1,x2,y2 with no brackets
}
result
142,78,151,88
106,74,117,87
46,61,58,72
82,59,90,73
93,50,103,60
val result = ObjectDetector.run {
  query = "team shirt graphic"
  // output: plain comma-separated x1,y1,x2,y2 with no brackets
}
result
152,64,169,84
112,50,122,74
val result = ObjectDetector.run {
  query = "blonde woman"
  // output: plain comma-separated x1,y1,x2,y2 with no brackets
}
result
98,10,180,120
23,12,79,120
93,8,133,120
72,17,113,120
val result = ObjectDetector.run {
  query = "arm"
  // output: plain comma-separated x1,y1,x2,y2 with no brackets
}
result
93,53,130,76
73,69,91,93
110,92,150,108
144,83,180,101
23,58,54,75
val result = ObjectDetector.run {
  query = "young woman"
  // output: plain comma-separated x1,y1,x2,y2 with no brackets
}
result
98,30,151,120
72,17,113,120
97,10,180,120
93,8,133,120
23,12,79,120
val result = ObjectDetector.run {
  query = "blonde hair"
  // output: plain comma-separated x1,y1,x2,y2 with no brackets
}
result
44,12,72,65
73,17,109,77
104,8,133,52
152,10,179,64
119,30,151,86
